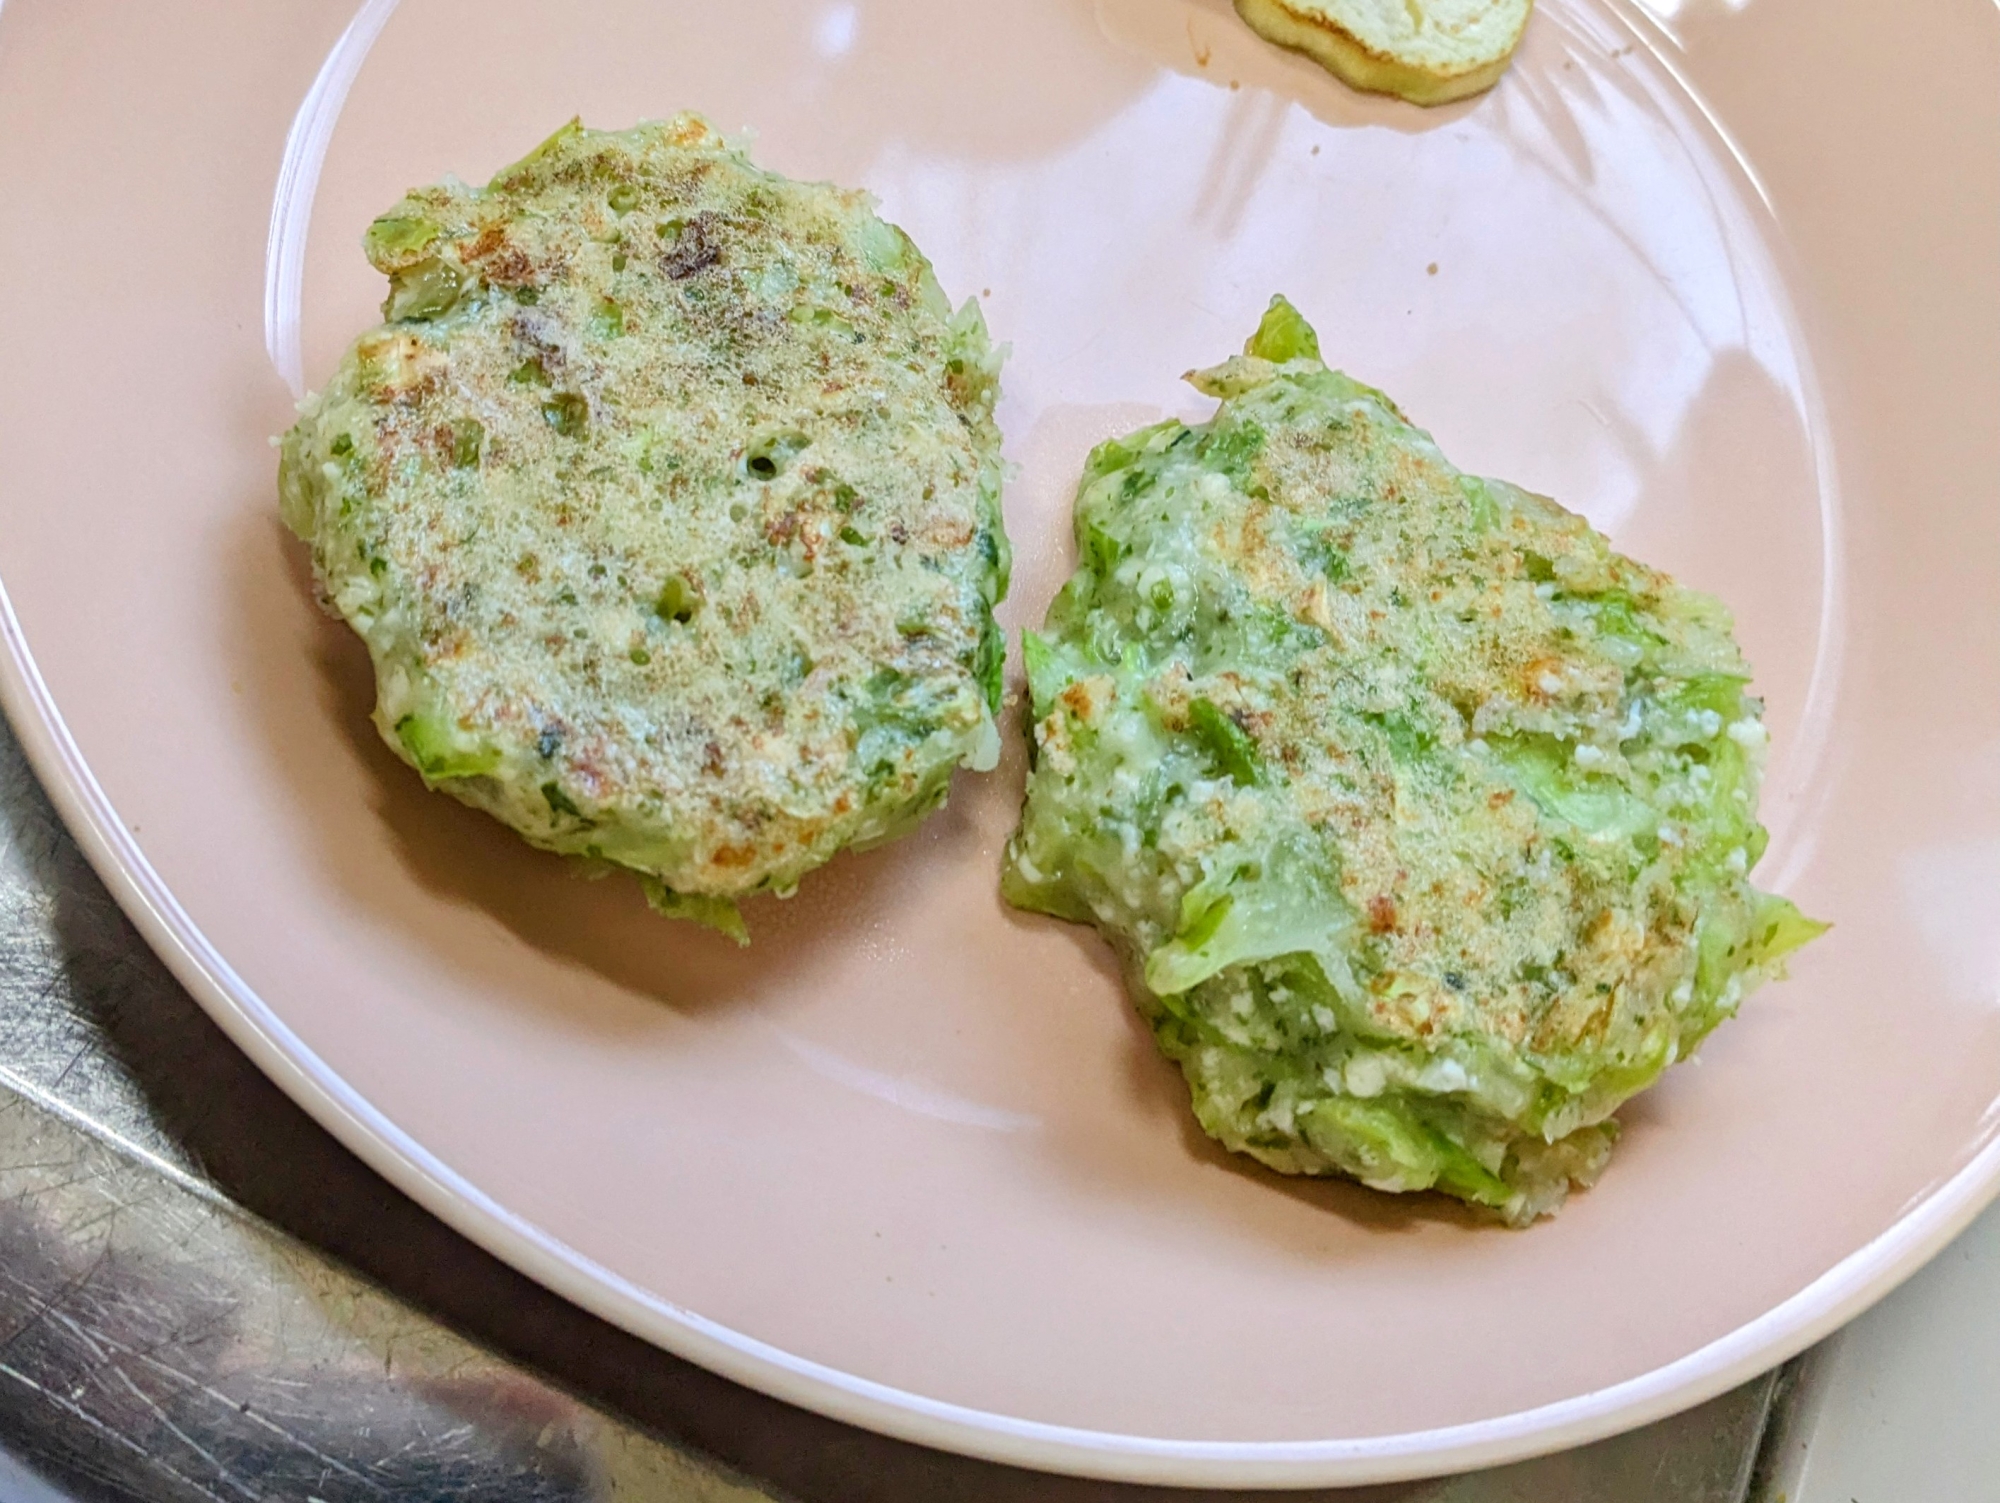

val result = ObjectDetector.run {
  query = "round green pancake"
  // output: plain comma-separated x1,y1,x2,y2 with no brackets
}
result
280,117,1008,940
1004,298,1820,1221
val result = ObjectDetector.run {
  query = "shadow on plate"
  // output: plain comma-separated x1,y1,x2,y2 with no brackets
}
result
999,898,1498,1239
232,506,992,1024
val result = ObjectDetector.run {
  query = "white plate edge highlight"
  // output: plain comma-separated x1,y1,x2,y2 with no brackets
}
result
4,578,1998,1488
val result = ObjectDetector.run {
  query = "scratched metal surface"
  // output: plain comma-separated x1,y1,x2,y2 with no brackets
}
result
0,715,1785,1501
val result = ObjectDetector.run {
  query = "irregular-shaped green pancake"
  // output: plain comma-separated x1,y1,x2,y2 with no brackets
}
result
280,117,1008,940
1004,298,1820,1221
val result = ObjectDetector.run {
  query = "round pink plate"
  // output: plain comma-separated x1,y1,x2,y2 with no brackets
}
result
0,0,1994,1485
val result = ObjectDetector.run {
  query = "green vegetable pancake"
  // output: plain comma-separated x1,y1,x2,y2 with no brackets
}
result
1004,298,1821,1221
280,117,1008,941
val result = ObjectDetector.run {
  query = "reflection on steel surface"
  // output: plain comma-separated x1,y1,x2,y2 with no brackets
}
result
0,716,1784,1502
0,724,782,1503
0,1096,779,1503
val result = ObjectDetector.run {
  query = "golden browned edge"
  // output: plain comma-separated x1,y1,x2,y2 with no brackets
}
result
1233,0,1530,106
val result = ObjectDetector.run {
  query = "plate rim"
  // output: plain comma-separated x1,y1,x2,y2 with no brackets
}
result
4,579,1998,1487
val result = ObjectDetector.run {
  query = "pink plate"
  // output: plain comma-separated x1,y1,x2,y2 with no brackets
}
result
0,0,1994,1485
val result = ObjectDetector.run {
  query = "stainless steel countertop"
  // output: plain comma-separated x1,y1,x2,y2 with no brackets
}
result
0,717,1789,1502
